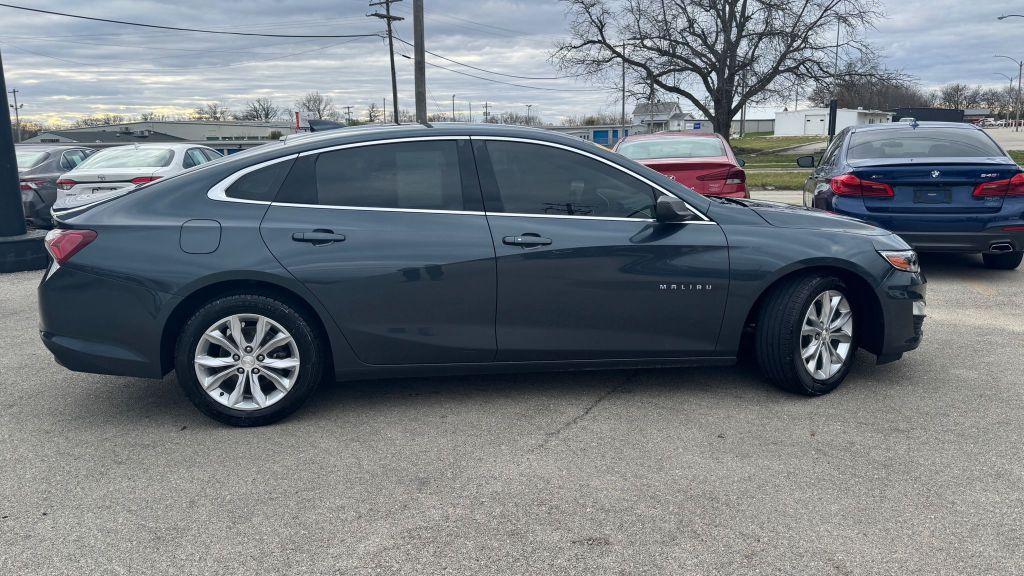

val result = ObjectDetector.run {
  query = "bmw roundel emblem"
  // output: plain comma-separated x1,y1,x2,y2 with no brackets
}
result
931,170,941,178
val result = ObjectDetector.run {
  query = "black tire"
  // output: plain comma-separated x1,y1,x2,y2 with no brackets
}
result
982,251,1023,270
755,274,857,396
174,294,325,426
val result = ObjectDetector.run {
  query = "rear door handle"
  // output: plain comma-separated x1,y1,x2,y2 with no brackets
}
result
503,234,552,247
292,231,346,245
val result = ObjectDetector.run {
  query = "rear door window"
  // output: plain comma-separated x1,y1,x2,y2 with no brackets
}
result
61,149,89,170
313,141,464,210
847,128,1004,160
183,148,210,169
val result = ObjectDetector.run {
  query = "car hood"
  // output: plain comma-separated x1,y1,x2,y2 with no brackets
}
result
737,198,890,236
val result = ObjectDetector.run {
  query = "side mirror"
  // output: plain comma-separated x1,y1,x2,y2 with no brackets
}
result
655,195,694,223
796,155,816,168
737,158,746,167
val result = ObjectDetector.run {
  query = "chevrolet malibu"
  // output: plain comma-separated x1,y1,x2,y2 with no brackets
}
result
40,124,926,426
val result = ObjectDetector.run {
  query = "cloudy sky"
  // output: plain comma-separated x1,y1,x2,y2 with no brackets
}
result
1,0,1022,125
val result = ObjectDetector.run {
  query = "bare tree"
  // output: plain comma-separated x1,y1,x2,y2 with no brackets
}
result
935,83,984,110
238,97,281,121
366,102,383,123
191,102,233,121
484,111,542,126
138,111,170,121
71,114,127,127
554,0,883,140
295,91,339,120
808,55,927,110
561,112,624,126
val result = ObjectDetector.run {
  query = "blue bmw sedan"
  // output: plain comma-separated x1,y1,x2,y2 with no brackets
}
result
799,121,1023,269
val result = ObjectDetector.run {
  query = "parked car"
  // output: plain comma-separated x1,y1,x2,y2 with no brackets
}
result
613,132,748,198
40,124,925,426
16,145,96,227
55,143,222,205
798,121,1023,270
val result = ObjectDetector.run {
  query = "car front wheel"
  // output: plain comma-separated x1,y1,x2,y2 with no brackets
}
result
982,251,1023,270
174,294,325,426
756,275,857,395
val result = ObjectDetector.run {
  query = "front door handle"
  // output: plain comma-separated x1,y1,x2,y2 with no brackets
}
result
292,230,346,245
503,234,552,247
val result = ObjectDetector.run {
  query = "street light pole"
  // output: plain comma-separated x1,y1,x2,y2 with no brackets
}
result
995,55,1023,132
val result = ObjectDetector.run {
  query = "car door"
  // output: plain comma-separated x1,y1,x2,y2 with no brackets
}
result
473,138,730,362
259,137,497,365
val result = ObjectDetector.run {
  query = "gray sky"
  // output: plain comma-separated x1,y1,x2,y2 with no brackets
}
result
1,0,1022,125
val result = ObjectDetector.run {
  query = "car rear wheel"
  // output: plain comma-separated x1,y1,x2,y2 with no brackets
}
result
982,251,1023,270
174,294,325,426
756,274,856,395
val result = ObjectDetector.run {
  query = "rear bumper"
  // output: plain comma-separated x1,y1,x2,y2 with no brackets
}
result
893,230,1023,253
38,265,172,379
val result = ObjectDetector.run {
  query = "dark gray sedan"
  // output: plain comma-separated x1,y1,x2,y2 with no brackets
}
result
38,124,926,426
17,145,96,227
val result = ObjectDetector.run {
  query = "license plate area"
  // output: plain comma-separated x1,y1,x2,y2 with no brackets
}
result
913,188,951,204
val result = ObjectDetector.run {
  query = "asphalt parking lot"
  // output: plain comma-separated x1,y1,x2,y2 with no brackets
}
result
2,232,1022,574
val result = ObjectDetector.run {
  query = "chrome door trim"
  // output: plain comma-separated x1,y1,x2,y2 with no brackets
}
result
470,135,715,223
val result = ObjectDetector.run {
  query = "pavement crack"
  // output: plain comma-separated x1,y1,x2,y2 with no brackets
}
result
537,370,636,449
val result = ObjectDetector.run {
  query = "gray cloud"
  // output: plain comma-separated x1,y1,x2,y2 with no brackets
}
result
1,0,1020,125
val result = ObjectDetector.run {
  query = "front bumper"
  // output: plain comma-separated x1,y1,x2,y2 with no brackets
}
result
874,269,926,364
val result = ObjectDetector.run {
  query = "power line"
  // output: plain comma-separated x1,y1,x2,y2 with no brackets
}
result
394,37,591,80
399,53,608,93
0,3,383,38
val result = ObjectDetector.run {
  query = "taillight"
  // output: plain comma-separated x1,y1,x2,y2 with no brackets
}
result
830,174,894,198
974,173,1024,197
724,168,746,185
19,178,45,191
44,229,98,265
130,176,161,186
56,179,77,191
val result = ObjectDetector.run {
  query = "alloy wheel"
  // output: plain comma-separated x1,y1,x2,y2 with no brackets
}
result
193,314,301,411
800,290,854,381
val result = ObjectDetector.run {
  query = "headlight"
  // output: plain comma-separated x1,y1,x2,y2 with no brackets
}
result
879,250,920,273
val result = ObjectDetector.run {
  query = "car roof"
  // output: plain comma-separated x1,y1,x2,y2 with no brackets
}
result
849,121,982,134
15,144,94,151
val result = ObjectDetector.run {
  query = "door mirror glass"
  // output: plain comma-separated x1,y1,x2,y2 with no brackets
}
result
796,155,816,168
655,195,694,222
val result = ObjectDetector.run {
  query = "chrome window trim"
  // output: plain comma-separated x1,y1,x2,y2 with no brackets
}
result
207,153,299,205
206,134,716,225
471,135,714,223
295,135,471,157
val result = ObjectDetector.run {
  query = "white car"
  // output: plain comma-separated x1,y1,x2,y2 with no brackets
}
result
56,143,222,203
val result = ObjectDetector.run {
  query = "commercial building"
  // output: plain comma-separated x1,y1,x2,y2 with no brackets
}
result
773,108,892,136
24,120,301,154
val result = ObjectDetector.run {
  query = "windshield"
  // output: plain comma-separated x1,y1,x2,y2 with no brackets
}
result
77,147,175,169
618,137,726,160
847,128,1004,160
16,150,48,169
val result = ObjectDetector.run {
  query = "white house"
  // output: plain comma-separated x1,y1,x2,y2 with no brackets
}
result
774,108,893,136
632,102,714,133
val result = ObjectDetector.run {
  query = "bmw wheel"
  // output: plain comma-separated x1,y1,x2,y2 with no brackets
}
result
175,294,325,426
756,275,857,395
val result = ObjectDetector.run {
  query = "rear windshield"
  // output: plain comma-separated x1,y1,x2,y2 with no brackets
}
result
16,150,48,169
618,137,726,160
77,147,175,169
847,128,1004,160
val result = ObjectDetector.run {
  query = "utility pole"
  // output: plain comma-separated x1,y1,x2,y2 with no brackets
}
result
383,97,388,124
8,88,21,143
483,101,490,122
413,0,427,124
343,105,354,125
452,94,456,121
369,0,403,125
526,104,533,126
468,101,472,122
620,43,627,144
0,46,47,272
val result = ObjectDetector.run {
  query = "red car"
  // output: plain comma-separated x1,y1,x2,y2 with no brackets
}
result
613,132,748,198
